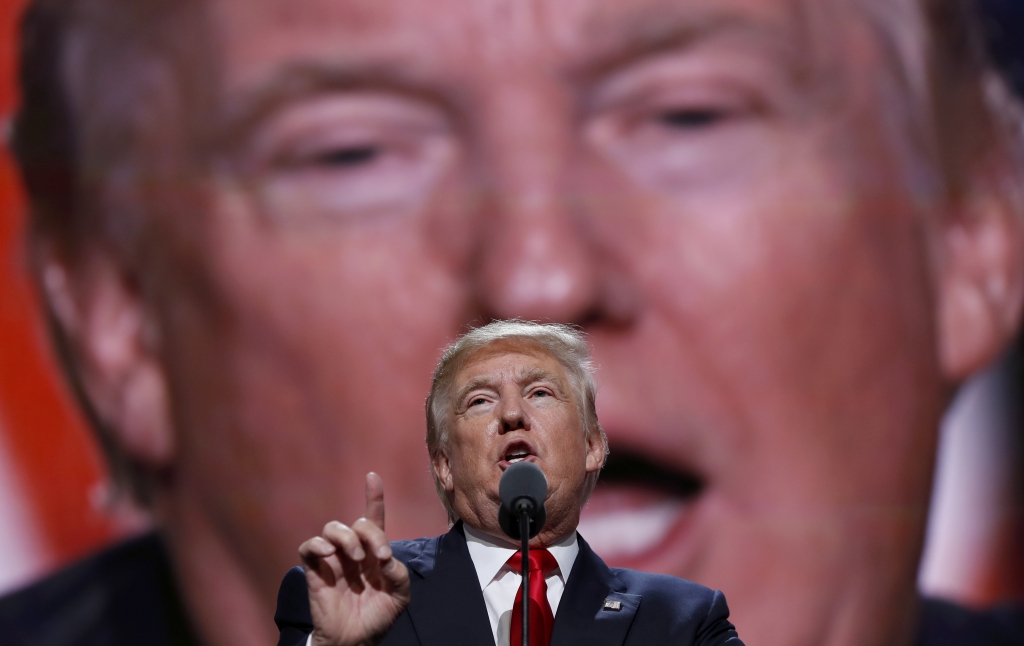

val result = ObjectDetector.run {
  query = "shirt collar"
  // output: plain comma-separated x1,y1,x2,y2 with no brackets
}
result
463,524,579,590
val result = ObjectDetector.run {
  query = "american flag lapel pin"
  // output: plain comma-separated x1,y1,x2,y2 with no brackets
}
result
602,599,622,611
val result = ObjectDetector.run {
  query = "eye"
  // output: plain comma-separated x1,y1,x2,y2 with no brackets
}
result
469,397,488,407
659,108,726,129
240,92,458,225
313,145,379,167
530,389,551,398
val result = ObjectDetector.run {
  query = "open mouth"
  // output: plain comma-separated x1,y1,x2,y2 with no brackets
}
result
499,439,536,468
579,447,703,564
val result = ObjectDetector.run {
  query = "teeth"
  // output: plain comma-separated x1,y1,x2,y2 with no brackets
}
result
578,501,684,559
506,452,529,464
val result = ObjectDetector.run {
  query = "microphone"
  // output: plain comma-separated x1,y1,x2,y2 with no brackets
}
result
498,461,548,540
498,461,548,646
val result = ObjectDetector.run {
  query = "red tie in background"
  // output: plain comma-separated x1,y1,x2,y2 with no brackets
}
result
507,549,558,646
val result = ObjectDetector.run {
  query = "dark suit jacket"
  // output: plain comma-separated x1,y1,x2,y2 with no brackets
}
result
916,598,1024,646
274,523,743,646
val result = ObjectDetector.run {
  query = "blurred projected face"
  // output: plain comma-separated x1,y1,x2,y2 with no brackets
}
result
152,0,947,643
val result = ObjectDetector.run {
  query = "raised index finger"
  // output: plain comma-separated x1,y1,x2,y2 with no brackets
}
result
365,471,385,530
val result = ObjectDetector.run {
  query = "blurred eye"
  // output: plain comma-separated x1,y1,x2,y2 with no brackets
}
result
314,145,379,167
583,46,778,192
659,108,726,129
586,86,767,191
243,93,457,225
531,389,551,398
469,397,488,407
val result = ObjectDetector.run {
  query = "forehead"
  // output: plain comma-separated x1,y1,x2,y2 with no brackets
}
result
209,0,879,96
454,340,568,385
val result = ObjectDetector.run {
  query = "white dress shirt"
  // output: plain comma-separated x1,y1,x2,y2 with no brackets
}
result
304,526,579,646
464,525,578,646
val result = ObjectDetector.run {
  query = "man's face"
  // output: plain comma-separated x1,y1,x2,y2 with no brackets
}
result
434,340,605,545
144,0,951,643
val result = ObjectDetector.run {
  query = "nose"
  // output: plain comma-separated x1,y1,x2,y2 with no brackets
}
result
498,393,529,434
475,189,599,323
470,83,601,324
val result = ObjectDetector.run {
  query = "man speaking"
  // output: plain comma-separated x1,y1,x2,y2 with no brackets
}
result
274,321,743,646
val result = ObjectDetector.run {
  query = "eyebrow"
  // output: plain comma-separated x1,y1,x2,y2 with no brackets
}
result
213,4,813,153
569,7,807,85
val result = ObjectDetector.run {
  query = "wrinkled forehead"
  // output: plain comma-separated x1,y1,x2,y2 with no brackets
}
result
456,339,563,379
448,339,571,395
209,0,927,102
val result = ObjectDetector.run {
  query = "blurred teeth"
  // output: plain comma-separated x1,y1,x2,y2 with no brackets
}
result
579,501,684,559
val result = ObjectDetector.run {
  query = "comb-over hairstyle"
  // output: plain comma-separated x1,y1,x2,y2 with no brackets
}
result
425,321,608,523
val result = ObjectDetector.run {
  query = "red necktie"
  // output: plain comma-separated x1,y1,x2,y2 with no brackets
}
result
507,549,558,646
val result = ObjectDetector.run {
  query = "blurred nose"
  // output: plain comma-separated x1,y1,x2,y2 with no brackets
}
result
471,83,600,324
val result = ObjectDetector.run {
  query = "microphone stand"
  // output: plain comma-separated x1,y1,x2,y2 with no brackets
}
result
500,462,547,646
517,501,531,646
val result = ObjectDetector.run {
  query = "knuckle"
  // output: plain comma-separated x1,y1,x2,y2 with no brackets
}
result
353,517,378,534
323,521,342,534
324,521,351,537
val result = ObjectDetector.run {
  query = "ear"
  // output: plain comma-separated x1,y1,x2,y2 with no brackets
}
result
432,451,455,494
38,243,175,467
936,189,1024,380
584,429,607,474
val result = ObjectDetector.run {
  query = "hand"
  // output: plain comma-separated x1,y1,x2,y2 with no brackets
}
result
299,473,411,646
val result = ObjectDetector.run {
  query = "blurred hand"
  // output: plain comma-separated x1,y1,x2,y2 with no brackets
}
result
299,473,411,646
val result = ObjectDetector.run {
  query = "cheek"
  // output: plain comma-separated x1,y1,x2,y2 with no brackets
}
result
152,188,469,540
590,120,941,507
702,192,931,495
446,424,491,473
545,413,590,471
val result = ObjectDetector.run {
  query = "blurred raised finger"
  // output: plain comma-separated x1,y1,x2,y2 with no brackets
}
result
365,472,386,530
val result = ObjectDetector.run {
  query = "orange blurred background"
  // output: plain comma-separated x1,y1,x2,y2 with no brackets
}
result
0,0,119,593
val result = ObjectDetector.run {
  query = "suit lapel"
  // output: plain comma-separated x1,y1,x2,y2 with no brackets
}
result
405,523,496,646
550,535,640,646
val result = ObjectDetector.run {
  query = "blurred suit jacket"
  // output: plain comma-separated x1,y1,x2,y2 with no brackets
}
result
274,522,743,646
0,533,197,646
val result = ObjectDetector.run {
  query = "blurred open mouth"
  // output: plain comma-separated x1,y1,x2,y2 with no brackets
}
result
579,447,703,566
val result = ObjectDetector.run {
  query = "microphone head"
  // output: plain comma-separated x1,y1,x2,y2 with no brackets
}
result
498,461,548,540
